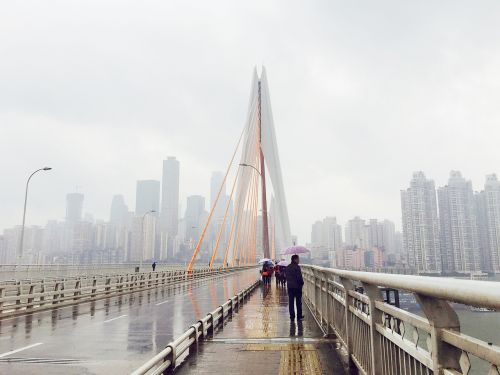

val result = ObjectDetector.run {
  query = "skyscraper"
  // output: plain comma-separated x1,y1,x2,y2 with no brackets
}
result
438,171,480,274
322,217,343,254
184,195,206,242
66,193,84,222
401,172,441,273
109,195,128,226
344,216,367,248
310,217,342,265
476,174,500,272
382,220,396,253
135,180,160,216
161,157,180,239
474,190,490,271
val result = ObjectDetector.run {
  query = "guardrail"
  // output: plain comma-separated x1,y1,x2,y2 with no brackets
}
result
131,278,261,375
0,263,199,282
302,265,500,375
0,266,255,319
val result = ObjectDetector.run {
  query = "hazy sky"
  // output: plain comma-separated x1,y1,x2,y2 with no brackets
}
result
2,1,500,243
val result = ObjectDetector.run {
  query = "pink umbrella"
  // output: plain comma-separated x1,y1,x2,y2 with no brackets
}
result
282,245,310,255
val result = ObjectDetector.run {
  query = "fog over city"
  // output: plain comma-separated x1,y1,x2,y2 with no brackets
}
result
3,0,500,245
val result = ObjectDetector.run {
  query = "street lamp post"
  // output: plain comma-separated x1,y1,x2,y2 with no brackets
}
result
239,163,261,176
18,167,52,262
140,210,156,270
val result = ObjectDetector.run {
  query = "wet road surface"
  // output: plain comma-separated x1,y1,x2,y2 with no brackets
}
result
0,269,258,374
177,282,348,375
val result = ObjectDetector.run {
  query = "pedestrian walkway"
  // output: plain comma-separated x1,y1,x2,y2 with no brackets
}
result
176,282,348,374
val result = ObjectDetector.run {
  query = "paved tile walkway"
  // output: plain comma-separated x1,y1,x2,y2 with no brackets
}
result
176,282,348,374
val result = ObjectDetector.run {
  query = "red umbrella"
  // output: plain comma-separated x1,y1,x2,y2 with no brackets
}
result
282,245,310,255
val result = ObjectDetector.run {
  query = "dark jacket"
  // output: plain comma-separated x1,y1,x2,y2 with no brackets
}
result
285,263,304,289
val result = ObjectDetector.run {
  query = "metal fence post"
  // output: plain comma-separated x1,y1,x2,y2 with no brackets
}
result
53,281,60,305
105,277,111,295
340,277,356,371
73,279,81,301
0,287,5,312
324,271,332,335
415,294,461,373
40,280,45,305
27,284,35,309
91,277,97,297
16,281,22,309
362,282,384,375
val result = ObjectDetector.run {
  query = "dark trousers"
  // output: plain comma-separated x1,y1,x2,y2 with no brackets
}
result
288,287,302,319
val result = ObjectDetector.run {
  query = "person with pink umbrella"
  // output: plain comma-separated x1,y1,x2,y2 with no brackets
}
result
285,254,305,321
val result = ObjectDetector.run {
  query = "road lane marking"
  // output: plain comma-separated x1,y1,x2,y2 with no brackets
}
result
155,300,170,306
103,314,127,323
0,343,43,358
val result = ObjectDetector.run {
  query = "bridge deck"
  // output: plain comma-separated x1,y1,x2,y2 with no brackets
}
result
176,282,348,375
0,269,257,374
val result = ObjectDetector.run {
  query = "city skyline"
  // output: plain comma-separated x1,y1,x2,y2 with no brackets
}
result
7,166,500,244
4,2,500,246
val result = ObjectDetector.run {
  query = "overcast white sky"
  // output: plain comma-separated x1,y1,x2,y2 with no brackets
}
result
2,1,500,243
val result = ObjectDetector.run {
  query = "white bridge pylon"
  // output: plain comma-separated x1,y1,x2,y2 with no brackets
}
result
188,67,292,270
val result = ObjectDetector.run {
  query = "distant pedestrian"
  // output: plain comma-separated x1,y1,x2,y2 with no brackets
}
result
285,255,304,321
152,261,156,271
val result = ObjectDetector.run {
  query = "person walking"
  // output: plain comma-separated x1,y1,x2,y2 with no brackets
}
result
152,261,156,272
285,255,304,321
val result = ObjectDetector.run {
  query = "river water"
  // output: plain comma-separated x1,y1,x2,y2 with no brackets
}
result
457,309,500,374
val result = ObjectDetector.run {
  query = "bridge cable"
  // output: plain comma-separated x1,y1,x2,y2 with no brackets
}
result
237,180,252,266
245,170,259,265
187,126,246,271
248,169,258,264
208,165,241,269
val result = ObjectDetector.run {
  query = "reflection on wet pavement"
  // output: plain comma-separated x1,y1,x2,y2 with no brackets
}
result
0,269,258,374
177,282,347,375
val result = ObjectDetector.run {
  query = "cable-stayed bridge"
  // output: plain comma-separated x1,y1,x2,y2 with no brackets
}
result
187,67,292,271
1,71,500,375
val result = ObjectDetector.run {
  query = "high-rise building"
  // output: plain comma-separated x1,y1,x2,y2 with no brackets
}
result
475,174,500,272
109,195,128,226
310,217,342,265
135,180,160,216
66,193,84,222
184,195,206,242
382,220,396,253
322,217,342,252
161,157,179,236
344,216,367,248
129,214,156,262
311,221,323,245
475,190,490,271
401,172,441,273
438,171,481,274
0,235,6,264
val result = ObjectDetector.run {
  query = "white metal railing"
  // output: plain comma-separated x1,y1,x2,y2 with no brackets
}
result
131,278,260,375
0,263,198,282
0,266,254,318
302,265,500,375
